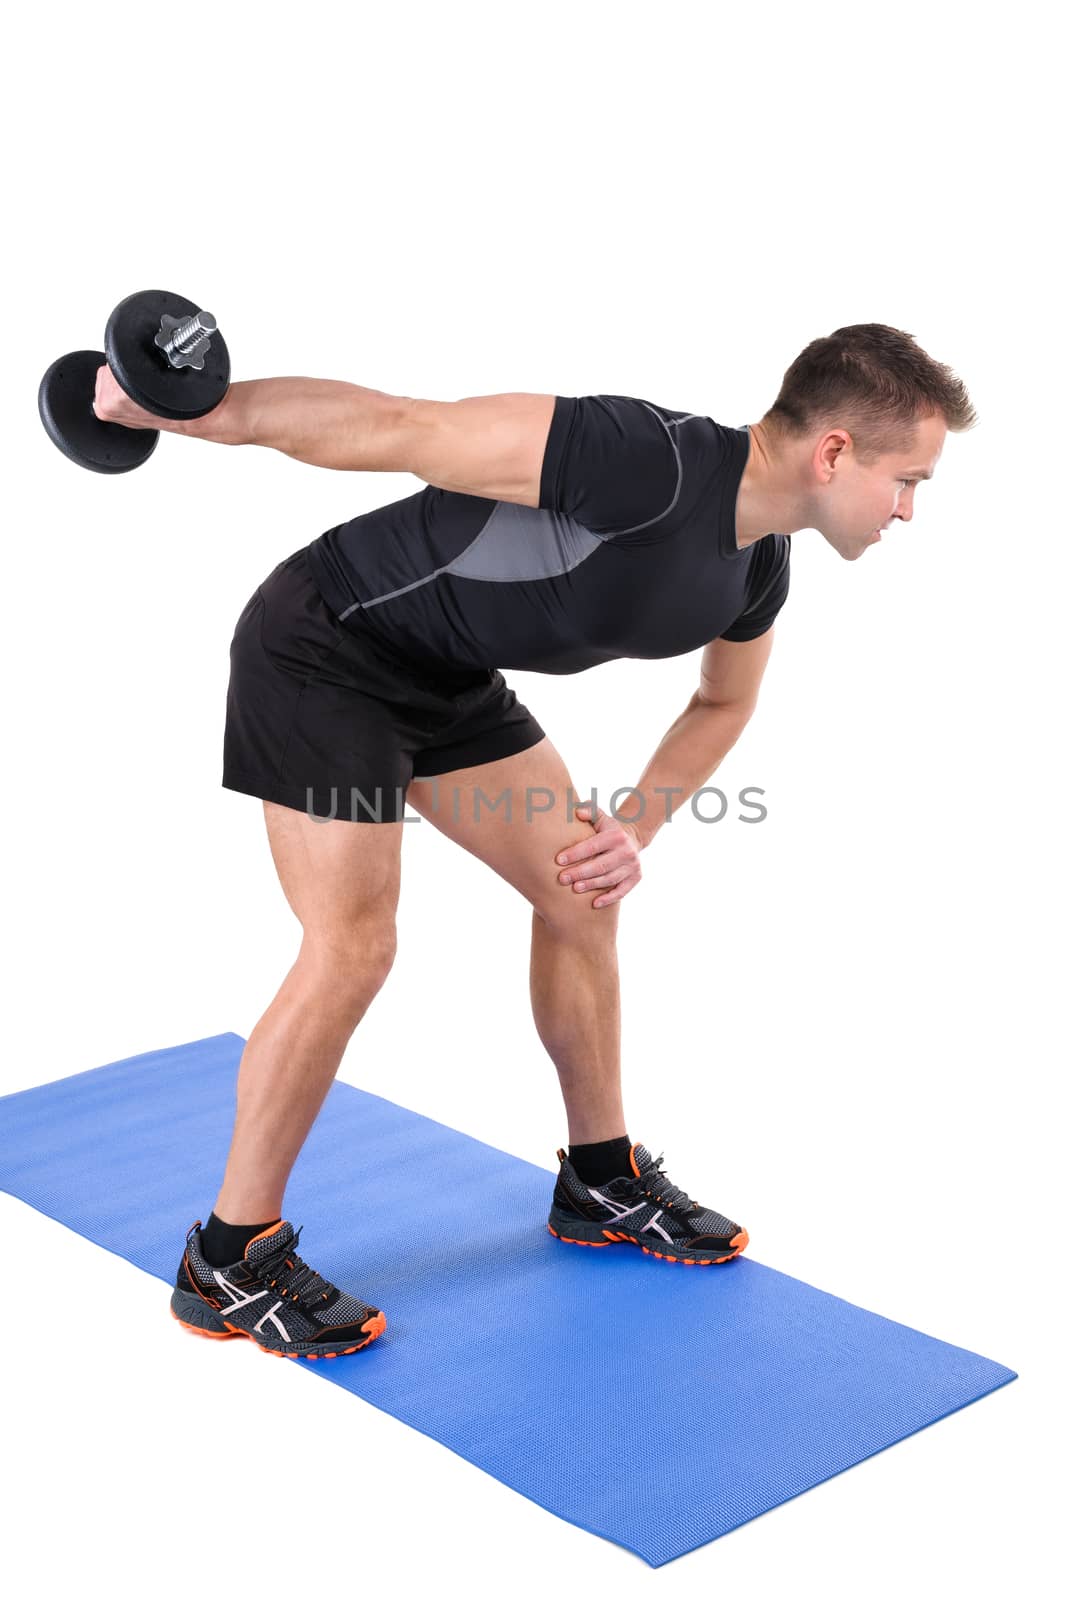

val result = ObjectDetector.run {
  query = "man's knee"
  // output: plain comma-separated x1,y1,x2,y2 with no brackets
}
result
532,893,620,940
302,913,398,991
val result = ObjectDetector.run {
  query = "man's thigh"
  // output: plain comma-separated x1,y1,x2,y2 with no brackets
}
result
263,799,404,943
406,738,611,923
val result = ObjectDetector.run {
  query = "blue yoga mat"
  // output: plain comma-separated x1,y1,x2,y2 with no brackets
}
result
0,1033,1015,1566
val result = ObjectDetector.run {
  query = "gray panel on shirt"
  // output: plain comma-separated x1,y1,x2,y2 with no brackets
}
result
445,501,603,583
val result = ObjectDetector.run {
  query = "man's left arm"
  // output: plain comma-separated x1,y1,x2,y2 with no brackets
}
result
555,629,777,907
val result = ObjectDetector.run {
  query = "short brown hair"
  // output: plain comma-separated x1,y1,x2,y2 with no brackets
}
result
761,323,978,463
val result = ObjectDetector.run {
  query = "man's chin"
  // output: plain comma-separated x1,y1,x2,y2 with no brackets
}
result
822,531,868,561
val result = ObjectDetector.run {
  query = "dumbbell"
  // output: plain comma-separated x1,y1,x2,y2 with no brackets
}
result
38,290,231,474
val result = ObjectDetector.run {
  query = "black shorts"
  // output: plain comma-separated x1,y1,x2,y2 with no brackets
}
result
222,546,547,823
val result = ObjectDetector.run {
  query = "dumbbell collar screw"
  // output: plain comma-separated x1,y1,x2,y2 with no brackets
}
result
154,310,218,372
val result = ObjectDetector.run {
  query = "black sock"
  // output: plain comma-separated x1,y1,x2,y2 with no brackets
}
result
200,1211,281,1268
568,1135,632,1186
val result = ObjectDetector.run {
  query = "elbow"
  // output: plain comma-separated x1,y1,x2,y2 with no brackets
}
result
691,689,757,724
406,398,462,490
376,394,427,476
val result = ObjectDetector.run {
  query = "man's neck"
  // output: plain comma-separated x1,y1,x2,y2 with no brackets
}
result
735,421,807,548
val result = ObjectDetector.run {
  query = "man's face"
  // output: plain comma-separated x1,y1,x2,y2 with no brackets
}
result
814,412,947,561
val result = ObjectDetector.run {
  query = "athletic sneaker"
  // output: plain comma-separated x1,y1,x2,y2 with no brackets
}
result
170,1218,386,1359
547,1142,749,1265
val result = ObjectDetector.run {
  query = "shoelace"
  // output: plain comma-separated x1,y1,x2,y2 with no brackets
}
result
622,1152,699,1214
253,1226,338,1304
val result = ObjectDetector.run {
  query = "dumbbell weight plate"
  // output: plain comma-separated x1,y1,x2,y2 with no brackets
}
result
38,351,159,474
105,289,230,421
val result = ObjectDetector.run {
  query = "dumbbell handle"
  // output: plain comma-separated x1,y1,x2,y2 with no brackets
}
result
91,363,168,431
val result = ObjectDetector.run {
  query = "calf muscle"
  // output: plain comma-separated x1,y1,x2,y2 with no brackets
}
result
211,802,405,1221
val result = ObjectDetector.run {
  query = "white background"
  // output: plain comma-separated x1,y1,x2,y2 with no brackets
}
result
1,0,1059,1592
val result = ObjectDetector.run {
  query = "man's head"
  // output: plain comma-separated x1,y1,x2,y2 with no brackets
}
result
754,323,977,561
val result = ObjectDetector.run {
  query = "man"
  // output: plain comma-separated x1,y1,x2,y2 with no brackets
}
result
93,321,974,1360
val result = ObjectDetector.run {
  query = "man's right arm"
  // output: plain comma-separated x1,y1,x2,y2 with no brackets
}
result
174,377,556,507
100,373,677,527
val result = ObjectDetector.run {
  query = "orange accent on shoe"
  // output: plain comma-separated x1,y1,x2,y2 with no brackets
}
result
183,1252,225,1311
639,1242,742,1265
628,1146,641,1178
244,1220,288,1253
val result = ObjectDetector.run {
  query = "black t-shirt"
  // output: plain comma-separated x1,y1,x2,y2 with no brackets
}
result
304,394,790,675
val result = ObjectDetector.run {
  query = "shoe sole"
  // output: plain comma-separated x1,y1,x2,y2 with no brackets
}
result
170,1286,386,1358
547,1217,748,1265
